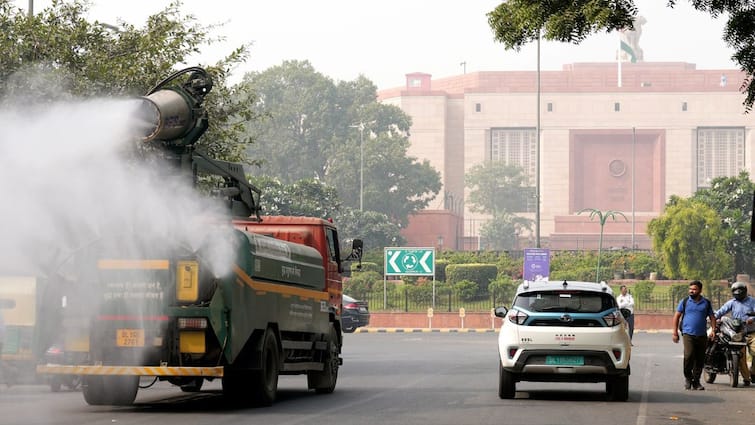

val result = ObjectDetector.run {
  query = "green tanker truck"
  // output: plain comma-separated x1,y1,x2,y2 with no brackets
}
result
37,67,362,406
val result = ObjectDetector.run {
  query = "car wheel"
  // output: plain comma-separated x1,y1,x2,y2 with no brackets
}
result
606,375,629,401
498,361,515,399
342,326,356,333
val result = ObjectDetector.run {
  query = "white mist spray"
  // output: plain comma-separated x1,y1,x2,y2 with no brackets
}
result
0,96,238,276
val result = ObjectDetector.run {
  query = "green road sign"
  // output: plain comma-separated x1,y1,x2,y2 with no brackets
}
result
384,247,435,276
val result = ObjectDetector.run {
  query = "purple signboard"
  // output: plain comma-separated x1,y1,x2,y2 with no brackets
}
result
523,248,550,281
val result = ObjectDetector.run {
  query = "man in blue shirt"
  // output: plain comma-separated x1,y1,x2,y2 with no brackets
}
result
714,281,755,387
672,280,716,390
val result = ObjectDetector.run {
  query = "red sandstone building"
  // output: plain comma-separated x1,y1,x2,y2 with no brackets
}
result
378,62,754,251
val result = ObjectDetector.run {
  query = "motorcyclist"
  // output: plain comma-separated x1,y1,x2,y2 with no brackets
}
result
713,281,755,387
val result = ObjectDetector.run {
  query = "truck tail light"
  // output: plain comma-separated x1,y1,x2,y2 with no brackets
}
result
178,317,207,330
176,260,199,301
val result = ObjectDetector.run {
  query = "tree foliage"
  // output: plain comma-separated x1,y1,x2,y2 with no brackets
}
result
0,0,255,162
465,161,533,214
249,175,404,248
334,209,405,250
487,0,755,111
251,176,342,218
239,59,441,233
647,196,732,280
691,171,755,277
480,212,533,251
0,0,253,161
466,161,534,250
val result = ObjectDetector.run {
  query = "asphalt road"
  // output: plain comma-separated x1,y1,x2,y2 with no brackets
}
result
1,332,753,425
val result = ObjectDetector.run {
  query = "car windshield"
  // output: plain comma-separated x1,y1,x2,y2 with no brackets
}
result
514,291,616,313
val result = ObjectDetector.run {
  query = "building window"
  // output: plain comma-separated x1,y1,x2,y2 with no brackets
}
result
490,128,537,212
696,127,745,188
614,102,620,112
682,102,687,111
409,78,422,88
475,103,481,112
547,102,553,112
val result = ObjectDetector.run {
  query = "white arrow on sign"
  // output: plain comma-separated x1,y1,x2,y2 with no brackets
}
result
419,250,432,273
388,250,401,272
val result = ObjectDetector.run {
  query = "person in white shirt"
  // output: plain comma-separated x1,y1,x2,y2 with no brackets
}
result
617,285,635,340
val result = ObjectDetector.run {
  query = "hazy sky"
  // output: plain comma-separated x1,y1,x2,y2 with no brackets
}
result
20,1,738,88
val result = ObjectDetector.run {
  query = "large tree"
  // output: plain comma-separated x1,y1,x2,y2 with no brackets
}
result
239,60,441,229
249,176,403,248
465,161,534,215
240,60,339,181
0,0,254,161
647,196,732,280
691,171,755,277
487,0,755,111
465,161,534,250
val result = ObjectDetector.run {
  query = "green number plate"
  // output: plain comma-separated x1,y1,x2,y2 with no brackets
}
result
545,355,584,366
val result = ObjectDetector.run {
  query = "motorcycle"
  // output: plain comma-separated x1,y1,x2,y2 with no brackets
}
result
703,316,749,387
44,344,82,392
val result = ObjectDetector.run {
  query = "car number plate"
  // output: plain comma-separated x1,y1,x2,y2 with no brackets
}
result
116,329,145,347
546,355,584,366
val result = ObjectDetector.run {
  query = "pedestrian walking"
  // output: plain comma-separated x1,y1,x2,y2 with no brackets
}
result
671,280,715,390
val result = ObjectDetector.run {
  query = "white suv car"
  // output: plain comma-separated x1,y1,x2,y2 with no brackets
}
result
494,280,631,401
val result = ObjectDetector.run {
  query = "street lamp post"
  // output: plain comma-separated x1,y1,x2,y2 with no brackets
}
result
349,123,366,211
578,208,628,282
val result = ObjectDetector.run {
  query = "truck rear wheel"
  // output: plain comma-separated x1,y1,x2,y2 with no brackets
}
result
251,330,279,406
180,378,204,392
307,324,340,393
83,376,139,406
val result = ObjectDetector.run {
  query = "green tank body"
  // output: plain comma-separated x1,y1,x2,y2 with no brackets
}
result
237,231,325,290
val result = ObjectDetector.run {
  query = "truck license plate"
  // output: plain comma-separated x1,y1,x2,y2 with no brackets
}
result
116,329,145,347
546,355,584,366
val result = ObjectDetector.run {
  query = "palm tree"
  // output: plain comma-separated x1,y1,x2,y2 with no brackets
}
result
578,208,628,282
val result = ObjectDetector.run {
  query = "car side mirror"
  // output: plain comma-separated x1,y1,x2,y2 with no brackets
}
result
619,308,631,319
494,306,508,318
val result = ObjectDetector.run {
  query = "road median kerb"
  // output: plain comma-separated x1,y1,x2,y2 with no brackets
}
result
352,328,670,334
353,328,497,333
